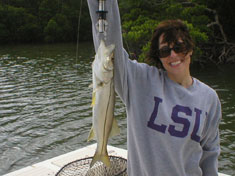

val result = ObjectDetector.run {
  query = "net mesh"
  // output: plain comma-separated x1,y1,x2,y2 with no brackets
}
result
55,156,127,176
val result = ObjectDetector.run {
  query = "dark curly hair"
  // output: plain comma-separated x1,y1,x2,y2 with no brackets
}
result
146,19,194,68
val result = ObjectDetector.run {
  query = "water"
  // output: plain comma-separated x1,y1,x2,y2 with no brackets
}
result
0,43,234,175
192,65,235,176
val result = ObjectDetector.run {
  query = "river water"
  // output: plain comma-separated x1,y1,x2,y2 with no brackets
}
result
0,43,234,175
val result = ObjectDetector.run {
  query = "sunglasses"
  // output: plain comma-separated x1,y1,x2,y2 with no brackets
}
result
158,42,187,58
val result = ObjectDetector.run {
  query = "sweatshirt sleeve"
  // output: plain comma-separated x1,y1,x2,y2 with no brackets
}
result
87,0,130,105
200,95,221,175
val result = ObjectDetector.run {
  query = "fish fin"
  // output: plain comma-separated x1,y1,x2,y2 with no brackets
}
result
109,117,120,138
87,126,95,141
90,91,96,107
90,151,111,168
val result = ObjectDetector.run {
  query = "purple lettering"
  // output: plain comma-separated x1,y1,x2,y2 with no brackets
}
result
147,97,167,133
147,97,203,142
191,108,201,142
168,105,192,138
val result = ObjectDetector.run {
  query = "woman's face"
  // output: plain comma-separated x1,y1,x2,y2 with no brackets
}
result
158,34,192,78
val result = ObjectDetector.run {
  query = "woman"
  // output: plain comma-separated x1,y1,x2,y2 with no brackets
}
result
87,0,221,175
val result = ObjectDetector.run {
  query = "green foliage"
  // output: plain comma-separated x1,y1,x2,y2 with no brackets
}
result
44,14,73,43
166,3,184,19
0,5,41,43
17,14,41,42
120,0,216,63
0,0,91,44
138,41,151,63
122,15,158,58
39,0,59,26
0,0,234,56
0,23,9,43
44,19,58,42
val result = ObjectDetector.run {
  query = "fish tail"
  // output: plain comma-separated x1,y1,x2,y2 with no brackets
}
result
90,151,111,168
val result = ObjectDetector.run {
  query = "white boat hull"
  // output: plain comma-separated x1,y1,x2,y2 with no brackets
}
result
3,144,230,176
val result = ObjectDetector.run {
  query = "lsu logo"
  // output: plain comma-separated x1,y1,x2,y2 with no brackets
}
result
147,97,203,143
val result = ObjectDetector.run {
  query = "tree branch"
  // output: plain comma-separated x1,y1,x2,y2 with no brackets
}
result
181,1,235,63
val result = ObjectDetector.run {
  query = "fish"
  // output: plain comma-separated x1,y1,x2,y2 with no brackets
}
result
88,40,120,168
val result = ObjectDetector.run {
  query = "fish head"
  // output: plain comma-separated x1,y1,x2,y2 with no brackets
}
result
95,40,115,82
103,52,114,71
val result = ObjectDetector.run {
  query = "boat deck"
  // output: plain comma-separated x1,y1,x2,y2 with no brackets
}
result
4,144,126,176
4,144,230,176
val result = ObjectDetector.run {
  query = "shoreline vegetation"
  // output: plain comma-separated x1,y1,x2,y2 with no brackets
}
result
0,0,235,65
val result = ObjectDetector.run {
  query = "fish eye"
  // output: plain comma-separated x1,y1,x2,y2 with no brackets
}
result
106,56,110,61
98,82,103,87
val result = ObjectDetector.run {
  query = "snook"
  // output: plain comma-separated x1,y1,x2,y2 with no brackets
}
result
88,40,120,168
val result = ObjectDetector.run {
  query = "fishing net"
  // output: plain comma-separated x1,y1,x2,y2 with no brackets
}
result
55,156,127,176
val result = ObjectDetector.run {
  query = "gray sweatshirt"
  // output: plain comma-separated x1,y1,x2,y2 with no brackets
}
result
87,0,221,175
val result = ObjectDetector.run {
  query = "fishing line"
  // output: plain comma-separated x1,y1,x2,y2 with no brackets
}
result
76,0,83,68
